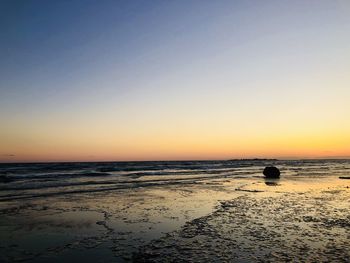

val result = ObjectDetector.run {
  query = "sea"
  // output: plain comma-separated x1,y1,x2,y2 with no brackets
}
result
1,159,349,202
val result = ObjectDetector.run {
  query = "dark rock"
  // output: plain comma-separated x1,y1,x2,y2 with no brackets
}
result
263,166,280,178
339,176,350,180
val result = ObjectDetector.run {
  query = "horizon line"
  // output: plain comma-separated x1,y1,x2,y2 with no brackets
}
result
1,157,350,165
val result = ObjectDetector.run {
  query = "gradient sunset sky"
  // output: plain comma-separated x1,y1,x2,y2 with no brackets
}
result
1,0,350,162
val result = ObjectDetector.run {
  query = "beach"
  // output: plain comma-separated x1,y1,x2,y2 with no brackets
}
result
1,160,349,262
2,1,349,262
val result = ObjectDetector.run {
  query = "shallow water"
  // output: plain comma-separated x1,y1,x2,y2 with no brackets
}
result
1,159,350,262
1,159,349,201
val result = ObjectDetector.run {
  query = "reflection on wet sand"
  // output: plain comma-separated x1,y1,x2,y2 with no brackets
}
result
0,184,240,262
264,176,280,186
0,160,350,262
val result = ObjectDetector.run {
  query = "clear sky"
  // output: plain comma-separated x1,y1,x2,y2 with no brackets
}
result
1,0,350,162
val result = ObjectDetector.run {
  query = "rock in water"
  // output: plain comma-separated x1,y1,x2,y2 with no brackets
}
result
263,166,280,178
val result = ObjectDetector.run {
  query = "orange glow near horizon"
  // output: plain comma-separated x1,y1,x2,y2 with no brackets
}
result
1,94,350,162
1,125,349,162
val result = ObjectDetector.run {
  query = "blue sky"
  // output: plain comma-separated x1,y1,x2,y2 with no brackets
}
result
1,0,350,161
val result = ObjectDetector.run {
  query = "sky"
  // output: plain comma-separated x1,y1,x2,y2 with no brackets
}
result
0,0,350,162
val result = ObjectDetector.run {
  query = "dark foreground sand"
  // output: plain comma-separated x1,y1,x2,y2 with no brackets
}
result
1,174,349,262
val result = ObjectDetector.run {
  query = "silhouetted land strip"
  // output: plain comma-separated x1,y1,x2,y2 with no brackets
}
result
227,158,279,161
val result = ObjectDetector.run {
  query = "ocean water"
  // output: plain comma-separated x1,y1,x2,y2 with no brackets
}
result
1,159,349,202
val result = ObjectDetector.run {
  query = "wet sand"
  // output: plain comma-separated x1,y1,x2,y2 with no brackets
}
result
135,178,350,262
1,171,350,262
